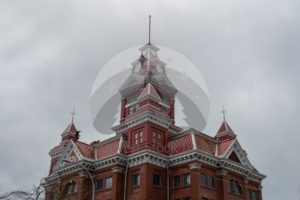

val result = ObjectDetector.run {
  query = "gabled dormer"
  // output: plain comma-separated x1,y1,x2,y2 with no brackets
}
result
216,119,255,170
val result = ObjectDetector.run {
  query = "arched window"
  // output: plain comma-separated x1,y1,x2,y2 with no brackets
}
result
228,179,235,193
50,192,58,200
63,181,76,195
235,181,244,195
228,179,244,196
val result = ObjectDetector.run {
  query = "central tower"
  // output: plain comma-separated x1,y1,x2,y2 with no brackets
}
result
113,41,181,154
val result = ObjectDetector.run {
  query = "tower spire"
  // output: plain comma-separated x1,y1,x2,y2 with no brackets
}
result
71,106,76,123
222,105,226,122
148,15,151,44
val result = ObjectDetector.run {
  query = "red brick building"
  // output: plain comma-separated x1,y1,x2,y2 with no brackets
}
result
44,41,266,200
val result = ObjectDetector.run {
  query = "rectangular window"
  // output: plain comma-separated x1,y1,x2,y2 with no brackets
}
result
153,174,161,187
96,179,103,190
200,173,216,189
134,133,138,145
183,174,191,186
210,177,216,189
105,177,112,189
133,130,143,145
152,131,162,144
200,173,208,186
173,175,180,187
249,190,258,200
139,131,143,143
132,174,140,186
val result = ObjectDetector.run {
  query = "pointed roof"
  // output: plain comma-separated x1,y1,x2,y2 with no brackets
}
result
216,121,236,140
61,120,80,142
137,82,161,101
62,122,78,134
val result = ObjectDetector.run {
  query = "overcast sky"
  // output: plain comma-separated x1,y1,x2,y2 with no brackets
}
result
0,0,300,199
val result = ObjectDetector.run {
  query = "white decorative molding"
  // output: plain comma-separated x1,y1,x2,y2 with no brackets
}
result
222,140,254,170
189,163,202,170
112,166,124,173
191,132,197,150
216,169,228,176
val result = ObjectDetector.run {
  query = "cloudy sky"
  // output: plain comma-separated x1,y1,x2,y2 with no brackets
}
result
0,0,299,199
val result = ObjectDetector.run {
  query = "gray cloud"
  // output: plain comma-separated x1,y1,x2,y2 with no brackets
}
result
0,0,299,199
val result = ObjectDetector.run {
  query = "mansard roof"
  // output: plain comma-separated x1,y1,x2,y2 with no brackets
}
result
168,129,217,156
168,133,193,155
95,137,123,159
48,124,264,183
73,141,94,159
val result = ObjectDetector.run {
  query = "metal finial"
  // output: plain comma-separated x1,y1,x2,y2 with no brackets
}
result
71,106,76,123
222,105,226,122
148,15,151,44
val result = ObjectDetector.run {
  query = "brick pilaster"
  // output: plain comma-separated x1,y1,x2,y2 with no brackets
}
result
111,167,125,200
216,169,228,200
244,177,249,200
189,163,202,200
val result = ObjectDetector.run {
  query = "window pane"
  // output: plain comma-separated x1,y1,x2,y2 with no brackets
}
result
183,174,191,185
157,133,161,139
250,190,258,200
140,131,143,137
211,177,216,189
173,176,180,187
236,181,243,195
200,174,207,186
96,179,103,190
50,192,58,200
153,174,161,186
228,180,234,193
105,177,112,189
132,174,140,186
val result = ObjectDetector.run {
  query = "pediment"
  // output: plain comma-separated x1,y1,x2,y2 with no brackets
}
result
224,140,254,169
55,140,83,169
228,151,241,164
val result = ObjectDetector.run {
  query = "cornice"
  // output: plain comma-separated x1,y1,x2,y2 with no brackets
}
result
112,112,172,133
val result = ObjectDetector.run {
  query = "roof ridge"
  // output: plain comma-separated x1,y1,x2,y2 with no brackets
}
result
94,135,122,147
74,140,90,146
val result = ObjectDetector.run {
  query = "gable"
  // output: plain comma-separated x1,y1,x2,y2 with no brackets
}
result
55,141,83,169
228,151,241,164
67,151,79,162
222,139,254,169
